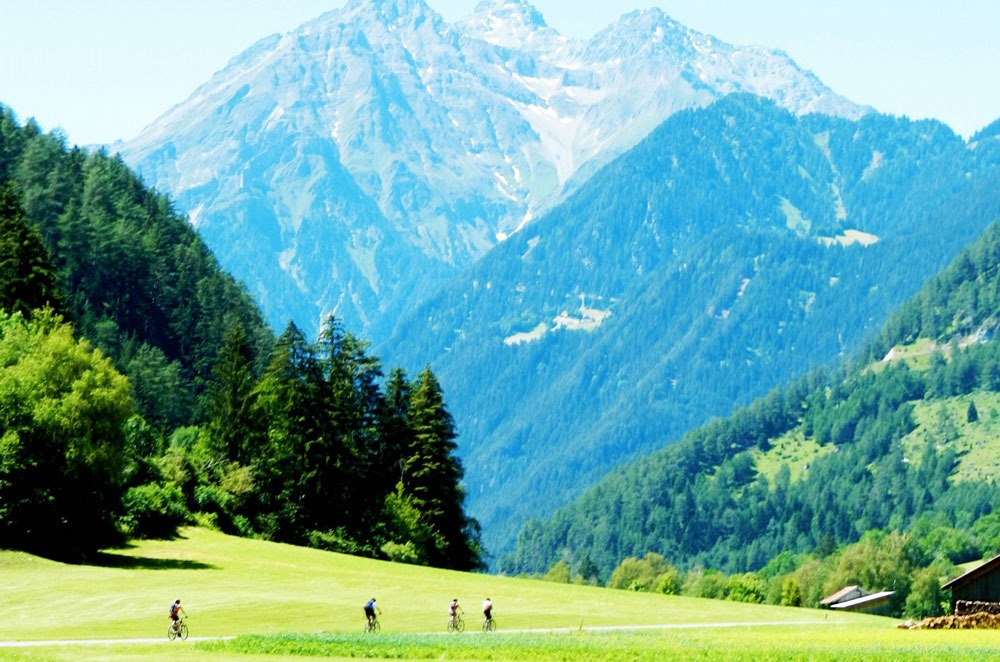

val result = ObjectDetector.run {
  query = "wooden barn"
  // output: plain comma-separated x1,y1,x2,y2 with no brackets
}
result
828,590,895,616
820,585,865,607
942,553,1000,611
820,585,895,616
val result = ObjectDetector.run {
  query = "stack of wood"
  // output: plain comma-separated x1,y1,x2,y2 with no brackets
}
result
955,600,1000,616
899,604,1000,629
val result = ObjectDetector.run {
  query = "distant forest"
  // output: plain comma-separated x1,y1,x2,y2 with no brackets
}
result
505,219,1000,618
0,107,481,569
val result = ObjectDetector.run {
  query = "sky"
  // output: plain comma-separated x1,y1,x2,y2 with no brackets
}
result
1,0,997,146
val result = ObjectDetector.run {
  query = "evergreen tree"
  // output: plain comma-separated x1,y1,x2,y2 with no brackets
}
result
404,367,483,570
317,316,384,537
0,183,64,316
378,368,412,494
205,322,263,464
250,322,323,542
966,399,979,423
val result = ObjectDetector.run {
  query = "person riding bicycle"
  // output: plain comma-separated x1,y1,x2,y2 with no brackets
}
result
449,598,463,625
168,599,187,632
482,597,493,624
364,597,381,628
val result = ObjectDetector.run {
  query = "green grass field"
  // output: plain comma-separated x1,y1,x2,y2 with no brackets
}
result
2,527,998,661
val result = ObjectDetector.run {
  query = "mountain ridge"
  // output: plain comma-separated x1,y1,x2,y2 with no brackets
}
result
119,0,868,338
379,96,1000,557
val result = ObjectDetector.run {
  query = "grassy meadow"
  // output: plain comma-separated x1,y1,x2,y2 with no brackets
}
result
2,527,998,661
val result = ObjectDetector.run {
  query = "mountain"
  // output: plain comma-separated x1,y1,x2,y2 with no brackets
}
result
502,209,1000,581
111,0,1000,562
118,0,867,338
382,96,1000,558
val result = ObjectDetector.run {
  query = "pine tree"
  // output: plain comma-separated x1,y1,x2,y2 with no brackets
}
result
317,316,384,536
0,183,65,316
967,399,979,423
250,322,324,541
205,322,263,463
378,368,412,494
404,367,483,570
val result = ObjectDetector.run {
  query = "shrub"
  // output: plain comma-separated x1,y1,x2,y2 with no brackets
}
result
726,573,766,604
119,482,188,538
608,553,676,591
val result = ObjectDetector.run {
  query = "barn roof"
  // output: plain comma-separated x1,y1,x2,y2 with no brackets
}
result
820,585,862,606
943,553,1000,590
829,590,895,611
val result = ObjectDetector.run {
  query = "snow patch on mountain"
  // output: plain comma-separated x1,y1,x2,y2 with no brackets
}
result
503,294,613,344
818,229,881,247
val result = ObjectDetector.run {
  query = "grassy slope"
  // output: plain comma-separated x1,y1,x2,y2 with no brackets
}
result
754,393,1000,487
901,392,1000,482
753,335,1000,487
2,528,998,661
752,430,834,486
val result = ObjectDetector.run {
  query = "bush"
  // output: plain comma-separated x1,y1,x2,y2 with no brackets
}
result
608,553,676,591
726,573,766,604
655,568,681,595
543,560,572,583
683,568,727,599
119,482,188,538
780,577,803,607
382,541,421,564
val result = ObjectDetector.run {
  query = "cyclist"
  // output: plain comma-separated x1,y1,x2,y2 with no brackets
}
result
168,599,187,632
449,598,463,626
482,597,493,625
364,597,381,628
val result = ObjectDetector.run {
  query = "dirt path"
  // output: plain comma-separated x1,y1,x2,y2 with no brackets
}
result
0,636,232,648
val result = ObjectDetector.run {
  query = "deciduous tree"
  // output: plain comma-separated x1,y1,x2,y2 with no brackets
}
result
0,309,133,557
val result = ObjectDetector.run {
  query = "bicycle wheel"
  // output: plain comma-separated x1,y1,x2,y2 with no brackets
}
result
179,622,189,640
366,619,380,633
167,624,177,641
483,617,496,632
456,617,465,633
447,619,455,633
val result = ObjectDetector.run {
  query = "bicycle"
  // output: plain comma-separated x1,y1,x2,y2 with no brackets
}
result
482,614,496,632
167,616,189,641
447,614,465,633
364,614,381,633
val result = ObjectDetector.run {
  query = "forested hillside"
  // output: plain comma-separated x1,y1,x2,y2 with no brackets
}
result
0,107,273,432
383,95,1000,557
0,107,480,568
505,218,1000,615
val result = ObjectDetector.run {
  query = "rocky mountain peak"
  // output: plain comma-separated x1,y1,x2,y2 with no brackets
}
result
584,7,697,61
458,0,568,55
344,0,435,24
469,0,548,30
120,0,871,342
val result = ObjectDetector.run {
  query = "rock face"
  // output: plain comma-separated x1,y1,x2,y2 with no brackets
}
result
119,0,868,338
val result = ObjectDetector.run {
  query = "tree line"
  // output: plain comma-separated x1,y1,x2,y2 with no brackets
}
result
0,106,481,569
544,513,995,620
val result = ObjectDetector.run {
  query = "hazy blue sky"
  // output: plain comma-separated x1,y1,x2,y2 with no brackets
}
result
1,0,997,145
